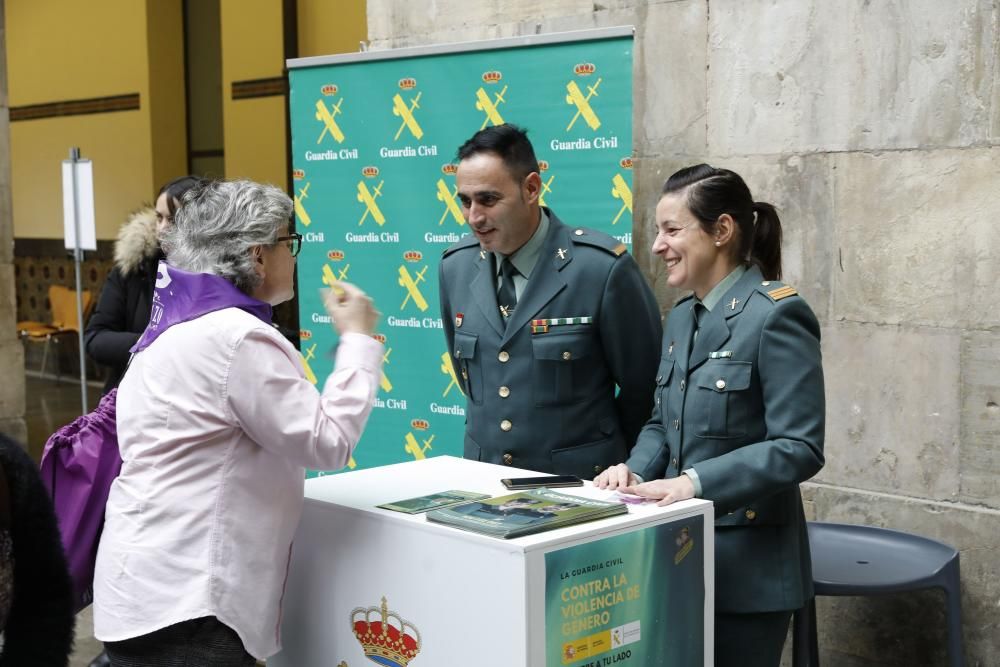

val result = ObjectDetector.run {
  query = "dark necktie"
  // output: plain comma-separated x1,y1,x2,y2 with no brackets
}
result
497,258,519,322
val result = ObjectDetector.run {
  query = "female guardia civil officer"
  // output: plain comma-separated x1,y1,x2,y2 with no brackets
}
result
595,165,825,666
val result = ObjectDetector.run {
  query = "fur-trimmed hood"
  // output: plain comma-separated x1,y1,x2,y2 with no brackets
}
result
114,207,160,276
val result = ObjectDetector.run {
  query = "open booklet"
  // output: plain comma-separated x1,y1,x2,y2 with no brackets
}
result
425,487,628,539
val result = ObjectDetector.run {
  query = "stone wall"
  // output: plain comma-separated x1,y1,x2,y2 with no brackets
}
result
0,0,27,443
367,0,1000,664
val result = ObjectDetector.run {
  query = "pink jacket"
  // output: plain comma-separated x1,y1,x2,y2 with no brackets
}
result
93,308,382,659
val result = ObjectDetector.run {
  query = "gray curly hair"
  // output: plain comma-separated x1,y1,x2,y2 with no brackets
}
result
164,179,293,294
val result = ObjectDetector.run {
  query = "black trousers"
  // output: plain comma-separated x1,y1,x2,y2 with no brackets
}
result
105,617,256,667
715,610,793,667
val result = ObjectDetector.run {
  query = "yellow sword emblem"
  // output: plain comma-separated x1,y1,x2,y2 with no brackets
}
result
357,180,385,226
404,432,435,460
381,347,392,393
539,175,555,207
565,78,602,131
475,85,507,129
398,265,428,312
315,98,345,144
436,179,465,226
441,352,463,397
322,264,349,291
611,173,633,225
392,92,423,140
300,343,318,385
294,182,312,227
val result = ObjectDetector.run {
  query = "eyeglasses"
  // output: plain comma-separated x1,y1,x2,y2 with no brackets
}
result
275,233,303,257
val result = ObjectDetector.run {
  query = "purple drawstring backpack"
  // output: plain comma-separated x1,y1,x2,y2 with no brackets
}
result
39,388,121,613
38,261,273,613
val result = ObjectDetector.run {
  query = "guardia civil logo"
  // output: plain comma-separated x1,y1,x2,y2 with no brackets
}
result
357,166,386,226
565,63,601,131
475,70,506,129
315,83,346,144
611,158,634,226
397,250,429,313
435,163,464,227
392,77,424,141
292,169,312,227
404,419,435,461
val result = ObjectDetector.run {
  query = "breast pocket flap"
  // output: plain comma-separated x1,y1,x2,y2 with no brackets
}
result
453,331,478,360
531,332,597,361
697,360,752,392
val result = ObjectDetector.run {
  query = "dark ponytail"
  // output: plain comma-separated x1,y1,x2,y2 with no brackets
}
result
750,201,782,280
661,165,784,280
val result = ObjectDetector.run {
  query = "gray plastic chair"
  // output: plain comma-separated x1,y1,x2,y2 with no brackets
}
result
792,521,964,666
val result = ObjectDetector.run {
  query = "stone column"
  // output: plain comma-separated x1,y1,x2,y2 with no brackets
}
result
0,0,27,443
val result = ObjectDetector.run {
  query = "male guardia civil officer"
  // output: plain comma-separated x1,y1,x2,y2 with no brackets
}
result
438,124,661,478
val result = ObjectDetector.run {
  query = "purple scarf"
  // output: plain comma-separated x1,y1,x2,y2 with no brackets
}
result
132,261,272,353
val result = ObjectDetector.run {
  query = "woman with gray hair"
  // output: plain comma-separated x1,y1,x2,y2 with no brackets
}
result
92,179,383,666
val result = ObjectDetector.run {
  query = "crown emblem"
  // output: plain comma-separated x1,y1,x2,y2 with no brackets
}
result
299,329,312,340
321,83,339,96
440,163,458,175
574,62,596,76
327,249,346,261
619,157,634,169
538,159,550,172
403,250,423,262
292,168,305,180
398,77,417,90
362,166,380,178
351,596,421,667
482,70,503,83
410,418,429,430
372,333,387,344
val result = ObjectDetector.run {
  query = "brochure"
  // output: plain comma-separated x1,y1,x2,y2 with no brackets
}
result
378,490,491,514
426,488,627,539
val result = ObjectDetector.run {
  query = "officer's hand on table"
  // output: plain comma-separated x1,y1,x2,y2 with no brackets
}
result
622,476,695,507
594,463,637,490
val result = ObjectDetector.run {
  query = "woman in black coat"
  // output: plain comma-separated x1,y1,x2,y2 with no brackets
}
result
85,177,203,394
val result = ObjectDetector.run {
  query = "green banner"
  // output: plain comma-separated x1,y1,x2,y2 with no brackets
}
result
287,33,634,475
544,518,705,666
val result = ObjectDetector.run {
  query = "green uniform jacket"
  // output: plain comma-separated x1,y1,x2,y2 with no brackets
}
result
627,265,825,613
439,209,662,479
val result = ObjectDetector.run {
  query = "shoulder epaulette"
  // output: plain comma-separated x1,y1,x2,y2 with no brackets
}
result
569,227,629,257
755,279,798,302
441,234,480,258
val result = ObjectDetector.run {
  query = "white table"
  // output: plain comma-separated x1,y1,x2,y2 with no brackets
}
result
270,456,714,667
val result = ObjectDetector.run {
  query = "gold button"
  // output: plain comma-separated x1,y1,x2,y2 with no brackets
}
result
679,380,686,391
498,350,510,363
574,229,584,236
593,465,603,474
671,457,678,467
500,419,512,432
655,397,660,405
762,281,771,286
502,453,513,465
673,419,680,430
562,351,572,361
498,386,510,398
655,374,662,383
745,509,757,520
461,368,468,380
715,379,726,390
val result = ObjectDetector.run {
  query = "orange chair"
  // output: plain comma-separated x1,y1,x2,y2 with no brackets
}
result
17,285,93,379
